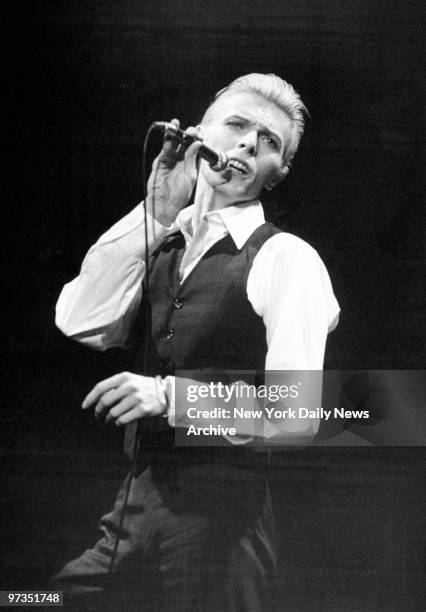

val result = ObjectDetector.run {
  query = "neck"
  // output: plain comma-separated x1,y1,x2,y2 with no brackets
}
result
191,173,256,232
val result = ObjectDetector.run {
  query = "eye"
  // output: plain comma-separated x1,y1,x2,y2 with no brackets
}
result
227,120,244,129
261,135,278,150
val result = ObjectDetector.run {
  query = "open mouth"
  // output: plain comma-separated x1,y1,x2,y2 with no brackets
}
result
228,159,249,175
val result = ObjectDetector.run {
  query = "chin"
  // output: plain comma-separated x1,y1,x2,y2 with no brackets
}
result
203,170,230,188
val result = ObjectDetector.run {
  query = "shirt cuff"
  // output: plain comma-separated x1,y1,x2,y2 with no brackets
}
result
159,376,175,427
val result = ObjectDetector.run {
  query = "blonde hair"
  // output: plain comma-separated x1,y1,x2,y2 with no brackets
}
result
202,73,308,165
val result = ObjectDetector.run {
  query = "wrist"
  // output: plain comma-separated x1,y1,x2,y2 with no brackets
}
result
155,376,175,426
145,195,181,228
155,375,168,416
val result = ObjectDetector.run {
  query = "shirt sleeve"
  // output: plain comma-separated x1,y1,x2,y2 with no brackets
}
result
55,203,169,350
247,233,340,370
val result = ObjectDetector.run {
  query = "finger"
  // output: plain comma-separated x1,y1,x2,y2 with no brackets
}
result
94,386,132,418
162,118,181,149
177,126,202,159
164,122,200,160
165,117,180,137
116,406,147,427
163,118,180,146
156,121,201,168
105,395,138,423
183,140,203,175
184,139,202,159
184,126,201,140
82,372,128,409
153,118,181,166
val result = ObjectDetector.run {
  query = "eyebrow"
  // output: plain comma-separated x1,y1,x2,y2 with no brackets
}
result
225,114,283,150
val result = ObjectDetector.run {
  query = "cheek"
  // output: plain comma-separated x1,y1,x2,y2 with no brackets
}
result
203,127,233,150
257,159,281,183
256,165,271,179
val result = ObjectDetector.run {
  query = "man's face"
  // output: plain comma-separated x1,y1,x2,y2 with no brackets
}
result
199,91,294,202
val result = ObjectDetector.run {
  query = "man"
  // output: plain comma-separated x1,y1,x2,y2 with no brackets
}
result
52,74,339,610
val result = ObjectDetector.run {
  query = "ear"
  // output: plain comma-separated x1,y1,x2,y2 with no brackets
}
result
264,166,289,191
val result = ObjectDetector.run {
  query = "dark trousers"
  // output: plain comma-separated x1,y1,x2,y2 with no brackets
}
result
51,452,276,611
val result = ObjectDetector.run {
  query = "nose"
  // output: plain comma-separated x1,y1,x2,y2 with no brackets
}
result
237,129,258,156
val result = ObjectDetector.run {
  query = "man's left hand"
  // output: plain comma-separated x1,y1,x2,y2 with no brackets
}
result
82,372,165,426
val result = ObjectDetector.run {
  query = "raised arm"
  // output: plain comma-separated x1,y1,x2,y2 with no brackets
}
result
56,120,202,351
55,205,167,350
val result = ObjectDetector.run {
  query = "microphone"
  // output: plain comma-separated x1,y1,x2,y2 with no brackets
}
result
152,121,229,172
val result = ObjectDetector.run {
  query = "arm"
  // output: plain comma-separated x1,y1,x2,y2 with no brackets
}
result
249,232,339,370
247,232,340,443
64,122,203,422
55,205,168,350
161,234,340,439
79,234,339,439
56,120,202,351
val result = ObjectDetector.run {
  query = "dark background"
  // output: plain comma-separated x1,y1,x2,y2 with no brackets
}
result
3,1,425,610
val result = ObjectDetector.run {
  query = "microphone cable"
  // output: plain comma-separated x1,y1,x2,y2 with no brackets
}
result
108,122,159,576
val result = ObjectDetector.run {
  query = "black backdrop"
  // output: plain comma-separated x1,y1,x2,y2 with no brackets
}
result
3,1,425,609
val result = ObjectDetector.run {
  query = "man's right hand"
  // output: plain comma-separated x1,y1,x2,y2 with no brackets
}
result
146,119,202,227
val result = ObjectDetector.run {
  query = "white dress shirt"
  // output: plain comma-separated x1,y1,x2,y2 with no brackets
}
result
56,199,340,371
56,199,340,440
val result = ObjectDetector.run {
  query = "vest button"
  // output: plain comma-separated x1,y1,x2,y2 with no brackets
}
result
165,329,175,340
172,298,183,309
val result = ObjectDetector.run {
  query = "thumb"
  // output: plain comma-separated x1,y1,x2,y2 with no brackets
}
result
183,140,203,178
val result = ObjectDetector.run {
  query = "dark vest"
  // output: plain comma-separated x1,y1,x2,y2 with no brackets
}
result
134,221,281,376
126,221,281,465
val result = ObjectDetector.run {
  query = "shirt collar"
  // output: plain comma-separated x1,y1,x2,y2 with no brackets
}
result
171,200,265,249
